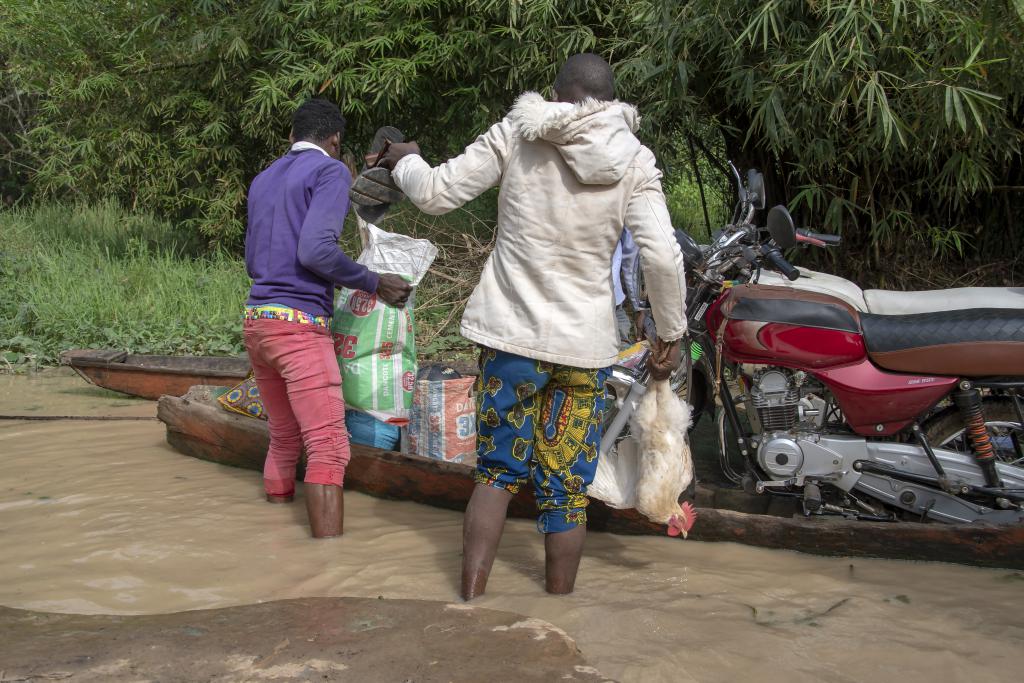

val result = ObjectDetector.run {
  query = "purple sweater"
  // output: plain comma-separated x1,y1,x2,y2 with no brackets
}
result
245,148,379,317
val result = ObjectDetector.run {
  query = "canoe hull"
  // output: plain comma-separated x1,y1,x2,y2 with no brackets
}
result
62,349,250,400
157,386,1024,569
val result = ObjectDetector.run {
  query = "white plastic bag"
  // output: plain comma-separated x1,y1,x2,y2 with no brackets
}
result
355,219,437,286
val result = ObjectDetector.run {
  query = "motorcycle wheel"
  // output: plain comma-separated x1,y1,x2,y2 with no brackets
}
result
923,399,1024,467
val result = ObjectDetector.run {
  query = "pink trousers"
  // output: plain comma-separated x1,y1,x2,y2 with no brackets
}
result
243,319,351,496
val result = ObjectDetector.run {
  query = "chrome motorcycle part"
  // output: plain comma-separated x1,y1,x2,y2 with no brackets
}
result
854,472,1024,524
754,478,797,493
600,367,648,457
748,368,801,432
797,395,825,426
756,433,861,490
755,433,1024,522
758,435,803,477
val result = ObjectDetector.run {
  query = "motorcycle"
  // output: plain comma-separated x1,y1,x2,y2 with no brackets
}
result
601,166,1024,524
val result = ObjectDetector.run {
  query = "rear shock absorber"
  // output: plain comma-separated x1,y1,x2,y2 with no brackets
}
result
952,382,1003,488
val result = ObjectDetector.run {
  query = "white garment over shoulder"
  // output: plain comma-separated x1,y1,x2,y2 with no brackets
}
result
393,92,687,368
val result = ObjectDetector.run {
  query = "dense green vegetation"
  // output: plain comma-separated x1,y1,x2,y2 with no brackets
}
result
0,199,506,369
1,1,1022,368
0,203,249,369
3,0,1022,269
644,1,1024,264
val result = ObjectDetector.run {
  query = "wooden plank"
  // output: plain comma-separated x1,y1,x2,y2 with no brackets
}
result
158,388,537,517
61,348,128,364
157,387,1024,569
123,354,251,376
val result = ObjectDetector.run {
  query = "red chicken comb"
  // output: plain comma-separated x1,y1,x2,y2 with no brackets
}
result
666,501,697,538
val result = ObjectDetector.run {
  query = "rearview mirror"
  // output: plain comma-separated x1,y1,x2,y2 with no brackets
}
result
746,170,766,210
766,205,796,249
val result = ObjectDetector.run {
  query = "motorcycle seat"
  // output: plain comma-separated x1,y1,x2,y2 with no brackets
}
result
861,308,1024,377
864,287,1024,315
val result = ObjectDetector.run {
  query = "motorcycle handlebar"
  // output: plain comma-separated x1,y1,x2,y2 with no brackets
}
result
796,229,841,247
760,244,800,280
740,245,759,266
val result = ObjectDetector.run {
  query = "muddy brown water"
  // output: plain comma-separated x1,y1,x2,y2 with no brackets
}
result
1,371,1022,682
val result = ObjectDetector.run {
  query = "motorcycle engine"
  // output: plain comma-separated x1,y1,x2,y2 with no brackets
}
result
743,366,830,479
748,368,801,431
744,366,827,432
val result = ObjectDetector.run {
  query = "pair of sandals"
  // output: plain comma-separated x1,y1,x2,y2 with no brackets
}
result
349,126,407,223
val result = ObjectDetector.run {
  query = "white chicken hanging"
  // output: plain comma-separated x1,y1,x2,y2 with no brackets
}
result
630,378,697,537
590,376,697,538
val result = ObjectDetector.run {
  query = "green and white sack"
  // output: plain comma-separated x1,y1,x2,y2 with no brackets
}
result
332,219,437,425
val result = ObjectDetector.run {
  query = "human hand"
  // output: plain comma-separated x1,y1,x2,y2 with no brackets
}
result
368,141,421,170
634,309,649,341
375,273,412,308
647,337,681,382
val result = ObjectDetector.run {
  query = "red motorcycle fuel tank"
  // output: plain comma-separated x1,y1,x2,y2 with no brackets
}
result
707,284,864,368
706,283,957,435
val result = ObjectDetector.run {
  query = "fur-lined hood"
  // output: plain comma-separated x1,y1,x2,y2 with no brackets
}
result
508,91,641,185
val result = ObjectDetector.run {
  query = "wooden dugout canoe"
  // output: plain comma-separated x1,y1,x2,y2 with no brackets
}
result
61,349,250,401
157,385,1024,570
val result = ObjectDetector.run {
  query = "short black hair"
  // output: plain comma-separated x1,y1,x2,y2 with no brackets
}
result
553,53,615,102
291,97,346,143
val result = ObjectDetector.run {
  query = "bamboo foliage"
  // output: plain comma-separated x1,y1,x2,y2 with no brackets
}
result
2,0,1022,268
3,0,649,243
636,0,1024,263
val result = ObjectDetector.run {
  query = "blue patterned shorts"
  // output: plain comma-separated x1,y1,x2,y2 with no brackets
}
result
474,347,610,533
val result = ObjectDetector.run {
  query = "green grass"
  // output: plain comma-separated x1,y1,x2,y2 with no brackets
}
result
7,199,202,257
0,202,248,369
0,198,492,371
1,178,713,371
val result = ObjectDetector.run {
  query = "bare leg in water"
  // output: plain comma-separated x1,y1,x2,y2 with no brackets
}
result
461,483,588,598
545,524,586,594
306,483,344,538
461,484,513,600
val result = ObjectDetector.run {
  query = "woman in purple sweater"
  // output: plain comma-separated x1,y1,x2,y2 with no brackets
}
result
244,98,410,538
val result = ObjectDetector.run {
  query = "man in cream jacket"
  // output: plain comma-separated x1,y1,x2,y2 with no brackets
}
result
377,54,687,599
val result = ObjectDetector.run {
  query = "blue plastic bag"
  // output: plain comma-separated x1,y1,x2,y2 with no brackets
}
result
345,408,400,450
